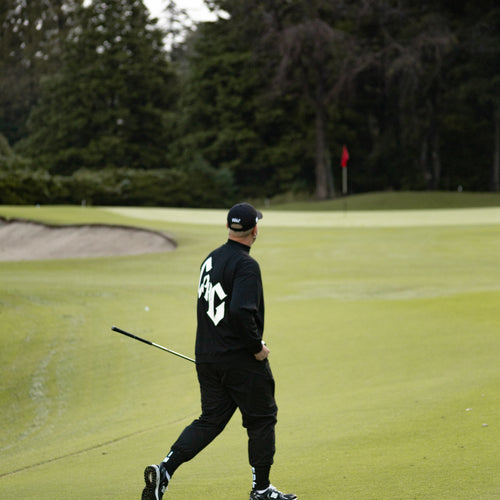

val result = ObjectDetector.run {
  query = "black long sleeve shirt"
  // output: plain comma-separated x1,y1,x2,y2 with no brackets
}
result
195,239,264,362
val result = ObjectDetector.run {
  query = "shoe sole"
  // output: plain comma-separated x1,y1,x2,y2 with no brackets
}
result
250,491,298,500
142,465,160,500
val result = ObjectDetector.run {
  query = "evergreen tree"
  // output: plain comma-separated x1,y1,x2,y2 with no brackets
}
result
449,1,500,191
174,5,306,198
19,0,177,173
352,0,456,190
0,0,82,144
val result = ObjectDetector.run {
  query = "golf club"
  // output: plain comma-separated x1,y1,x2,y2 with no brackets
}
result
111,325,196,364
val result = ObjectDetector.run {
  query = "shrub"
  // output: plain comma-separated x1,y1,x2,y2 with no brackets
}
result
0,163,236,207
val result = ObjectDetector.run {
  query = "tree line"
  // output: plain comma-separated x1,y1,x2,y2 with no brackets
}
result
1,0,499,206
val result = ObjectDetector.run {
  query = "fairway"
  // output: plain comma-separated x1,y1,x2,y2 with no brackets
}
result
1,203,499,499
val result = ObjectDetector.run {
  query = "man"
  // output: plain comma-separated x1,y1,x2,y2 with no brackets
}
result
141,202,297,500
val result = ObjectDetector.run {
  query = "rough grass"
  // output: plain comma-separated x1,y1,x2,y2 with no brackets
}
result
1,193,500,499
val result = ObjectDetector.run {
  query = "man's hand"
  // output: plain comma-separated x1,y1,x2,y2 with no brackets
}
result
254,344,270,361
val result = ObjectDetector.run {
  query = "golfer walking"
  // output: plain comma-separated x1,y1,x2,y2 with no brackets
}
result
142,203,296,500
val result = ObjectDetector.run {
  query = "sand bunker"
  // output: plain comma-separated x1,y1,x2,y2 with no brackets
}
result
0,217,176,261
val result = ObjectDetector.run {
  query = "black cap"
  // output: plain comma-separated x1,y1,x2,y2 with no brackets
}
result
227,202,263,231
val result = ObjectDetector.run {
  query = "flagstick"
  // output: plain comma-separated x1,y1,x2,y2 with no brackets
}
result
342,166,348,195
340,145,349,213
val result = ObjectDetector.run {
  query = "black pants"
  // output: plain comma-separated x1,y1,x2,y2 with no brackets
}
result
165,355,278,475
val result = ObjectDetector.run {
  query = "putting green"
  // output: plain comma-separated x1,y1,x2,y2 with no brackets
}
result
106,206,500,227
1,201,499,499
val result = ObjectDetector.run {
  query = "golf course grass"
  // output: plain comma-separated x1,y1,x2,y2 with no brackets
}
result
1,193,499,499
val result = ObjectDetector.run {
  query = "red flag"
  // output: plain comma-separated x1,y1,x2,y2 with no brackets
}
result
341,145,349,168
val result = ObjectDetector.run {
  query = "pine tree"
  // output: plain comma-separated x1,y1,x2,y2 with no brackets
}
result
0,0,82,144
20,0,177,173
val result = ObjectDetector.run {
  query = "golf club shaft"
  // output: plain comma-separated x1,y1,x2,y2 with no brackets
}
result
111,326,196,363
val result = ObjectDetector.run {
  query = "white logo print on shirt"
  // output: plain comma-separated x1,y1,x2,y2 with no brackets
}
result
198,256,227,326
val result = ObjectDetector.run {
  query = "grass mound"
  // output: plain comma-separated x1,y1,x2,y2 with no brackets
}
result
268,190,500,210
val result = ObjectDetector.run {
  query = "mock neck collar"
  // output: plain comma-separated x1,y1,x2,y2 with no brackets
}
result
227,238,251,253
